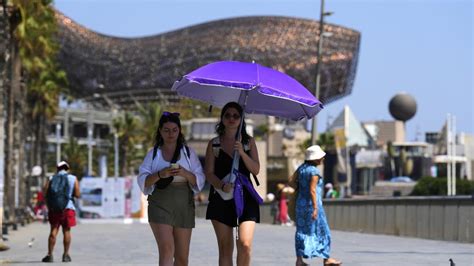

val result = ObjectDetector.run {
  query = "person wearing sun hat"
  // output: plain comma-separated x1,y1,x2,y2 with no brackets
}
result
289,145,342,266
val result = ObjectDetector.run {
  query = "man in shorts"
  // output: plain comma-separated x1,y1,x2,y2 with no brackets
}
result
42,161,80,263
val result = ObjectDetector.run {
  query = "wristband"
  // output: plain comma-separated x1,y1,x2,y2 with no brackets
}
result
221,183,225,190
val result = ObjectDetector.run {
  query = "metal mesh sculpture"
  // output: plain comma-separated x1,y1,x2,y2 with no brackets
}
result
55,11,360,109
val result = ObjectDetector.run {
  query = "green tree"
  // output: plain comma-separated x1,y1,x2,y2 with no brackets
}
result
138,102,161,149
10,0,67,171
113,112,141,176
173,98,220,120
62,137,87,180
299,132,335,155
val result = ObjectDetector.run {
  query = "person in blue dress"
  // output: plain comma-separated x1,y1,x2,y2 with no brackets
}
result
290,145,342,266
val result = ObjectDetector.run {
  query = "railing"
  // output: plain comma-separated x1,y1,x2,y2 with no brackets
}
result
196,196,474,243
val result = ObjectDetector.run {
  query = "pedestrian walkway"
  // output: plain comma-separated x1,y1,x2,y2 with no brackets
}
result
1,218,472,265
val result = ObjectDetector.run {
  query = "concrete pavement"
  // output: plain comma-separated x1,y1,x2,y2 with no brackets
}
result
0,218,472,265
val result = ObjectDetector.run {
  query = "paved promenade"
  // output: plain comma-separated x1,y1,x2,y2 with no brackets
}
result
1,218,472,265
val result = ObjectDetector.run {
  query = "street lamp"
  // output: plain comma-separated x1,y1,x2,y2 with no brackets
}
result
311,0,333,145
87,110,93,176
55,123,61,163
114,132,119,177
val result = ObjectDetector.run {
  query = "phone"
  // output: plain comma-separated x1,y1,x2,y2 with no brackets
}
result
170,163,180,169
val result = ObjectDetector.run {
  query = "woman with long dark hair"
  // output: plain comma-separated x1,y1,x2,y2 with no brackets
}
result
205,102,260,266
137,111,205,266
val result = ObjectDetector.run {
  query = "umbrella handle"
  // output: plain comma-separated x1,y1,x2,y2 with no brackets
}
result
229,90,250,183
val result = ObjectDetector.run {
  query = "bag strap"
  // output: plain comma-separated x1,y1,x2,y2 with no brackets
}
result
152,144,159,160
182,145,192,168
213,137,260,186
212,137,251,157
153,144,190,162
212,137,220,158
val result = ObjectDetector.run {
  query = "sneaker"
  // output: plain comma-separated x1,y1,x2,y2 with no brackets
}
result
62,254,72,262
41,255,53,263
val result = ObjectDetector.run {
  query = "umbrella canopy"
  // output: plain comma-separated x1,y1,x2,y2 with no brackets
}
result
171,61,323,120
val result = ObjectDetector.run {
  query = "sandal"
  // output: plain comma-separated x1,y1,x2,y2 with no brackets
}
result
324,258,342,265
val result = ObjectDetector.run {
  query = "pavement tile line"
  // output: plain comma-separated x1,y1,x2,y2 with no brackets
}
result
0,218,473,266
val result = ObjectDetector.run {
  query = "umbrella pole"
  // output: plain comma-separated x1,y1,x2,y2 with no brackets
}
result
229,90,249,183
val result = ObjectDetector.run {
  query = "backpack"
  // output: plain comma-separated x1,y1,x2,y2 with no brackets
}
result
46,172,71,212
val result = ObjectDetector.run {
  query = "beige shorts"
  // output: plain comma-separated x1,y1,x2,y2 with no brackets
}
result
147,182,195,228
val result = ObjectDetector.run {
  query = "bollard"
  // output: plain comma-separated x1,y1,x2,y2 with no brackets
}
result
2,224,7,235
12,223,18,231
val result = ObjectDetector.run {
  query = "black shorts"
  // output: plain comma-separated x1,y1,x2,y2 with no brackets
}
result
206,187,260,227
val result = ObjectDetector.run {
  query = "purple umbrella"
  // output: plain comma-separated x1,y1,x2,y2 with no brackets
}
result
171,61,323,120
171,61,323,215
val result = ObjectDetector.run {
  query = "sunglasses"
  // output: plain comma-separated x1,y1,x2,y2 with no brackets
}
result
162,111,180,117
224,113,241,120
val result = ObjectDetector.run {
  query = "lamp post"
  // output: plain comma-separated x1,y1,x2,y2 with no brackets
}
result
87,108,93,176
311,0,333,145
55,123,61,163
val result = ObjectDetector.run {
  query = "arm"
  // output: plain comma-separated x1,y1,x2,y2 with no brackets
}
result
43,179,50,199
310,175,319,220
137,149,160,195
73,178,81,198
204,140,232,193
235,137,260,175
183,147,206,192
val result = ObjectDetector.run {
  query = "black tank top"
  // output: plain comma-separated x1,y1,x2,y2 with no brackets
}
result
209,149,251,201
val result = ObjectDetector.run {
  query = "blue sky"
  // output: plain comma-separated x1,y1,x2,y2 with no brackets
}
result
54,0,473,141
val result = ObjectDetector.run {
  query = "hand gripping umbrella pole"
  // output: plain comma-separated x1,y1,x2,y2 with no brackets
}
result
228,89,250,184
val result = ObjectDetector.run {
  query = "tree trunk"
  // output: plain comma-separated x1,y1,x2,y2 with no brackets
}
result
0,1,10,249
5,36,21,223
119,137,128,176
15,76,26,208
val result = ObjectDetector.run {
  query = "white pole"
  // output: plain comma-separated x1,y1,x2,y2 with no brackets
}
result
452,115,456,195
87,109,93,176
446,114,451,196
114,132,119,178
344,106,351,197
56,123,61,163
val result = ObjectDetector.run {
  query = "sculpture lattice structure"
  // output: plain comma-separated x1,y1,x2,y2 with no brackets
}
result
55,11,360,110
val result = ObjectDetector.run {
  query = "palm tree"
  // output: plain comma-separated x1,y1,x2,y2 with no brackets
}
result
137,102,161,149
1,0,67,225
299,132,335,155
62,137,87,180
173,98,220,120
113,112,141,176
11,0,67,171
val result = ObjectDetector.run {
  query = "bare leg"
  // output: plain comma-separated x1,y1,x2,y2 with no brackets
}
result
150,222,174,266
236,221,255,266
62,227,71,255
47,226,60,255
173,228,192,266
211,220,234,266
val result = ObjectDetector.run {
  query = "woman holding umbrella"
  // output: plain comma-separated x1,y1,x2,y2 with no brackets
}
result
137,112,205,266
205,102,261,266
